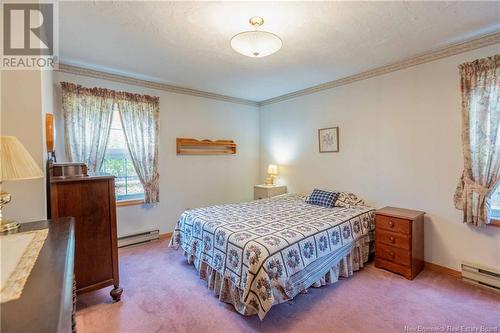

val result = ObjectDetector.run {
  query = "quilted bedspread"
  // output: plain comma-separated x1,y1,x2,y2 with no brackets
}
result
170,194,375,318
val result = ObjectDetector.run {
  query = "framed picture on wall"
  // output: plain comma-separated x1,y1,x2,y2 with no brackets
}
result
318,127,339,153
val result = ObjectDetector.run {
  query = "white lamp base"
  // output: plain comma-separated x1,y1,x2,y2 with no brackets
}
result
264,175,276,185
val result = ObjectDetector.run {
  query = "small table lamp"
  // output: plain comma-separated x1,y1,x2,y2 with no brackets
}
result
265,164,279,185
1,136,44,232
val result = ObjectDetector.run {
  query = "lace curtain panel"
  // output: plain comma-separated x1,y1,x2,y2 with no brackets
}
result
454,54,500,226
61,82,114,172
116,94,160,203
61,82,160,203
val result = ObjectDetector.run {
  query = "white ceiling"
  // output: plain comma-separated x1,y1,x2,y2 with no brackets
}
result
59,1,500,102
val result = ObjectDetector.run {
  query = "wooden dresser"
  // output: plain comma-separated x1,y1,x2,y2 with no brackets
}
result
374,206,425,280
50,174,122,301
1,218,75,333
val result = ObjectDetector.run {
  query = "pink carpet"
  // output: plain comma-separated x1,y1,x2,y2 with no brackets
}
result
76,238,499,333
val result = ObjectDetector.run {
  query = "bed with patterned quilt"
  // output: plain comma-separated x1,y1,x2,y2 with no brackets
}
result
169,193,375,319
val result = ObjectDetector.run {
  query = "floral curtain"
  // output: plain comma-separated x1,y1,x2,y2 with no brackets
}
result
116,93,160,203
454,54,500,226
61,82,114,172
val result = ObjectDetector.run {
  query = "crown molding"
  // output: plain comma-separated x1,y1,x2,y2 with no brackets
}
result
56,63,259,107
259,31,500,106
57,32,500,108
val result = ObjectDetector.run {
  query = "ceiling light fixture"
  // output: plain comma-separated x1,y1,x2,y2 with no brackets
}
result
230,16,282,58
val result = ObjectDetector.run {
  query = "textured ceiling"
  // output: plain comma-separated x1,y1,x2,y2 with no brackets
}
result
59,1,500,102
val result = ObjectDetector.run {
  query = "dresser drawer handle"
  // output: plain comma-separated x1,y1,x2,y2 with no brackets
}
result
389,236,395,243
389,251,395,258
388,220,394,227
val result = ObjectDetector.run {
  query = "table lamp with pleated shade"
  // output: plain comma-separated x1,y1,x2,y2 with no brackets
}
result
265,164,279,185
1,136,44,232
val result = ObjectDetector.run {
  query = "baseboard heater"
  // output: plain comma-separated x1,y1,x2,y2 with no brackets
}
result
118,229,160,248
461,262,500,293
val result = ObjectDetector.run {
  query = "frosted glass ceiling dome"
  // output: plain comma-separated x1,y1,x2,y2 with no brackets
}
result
230,16,282,58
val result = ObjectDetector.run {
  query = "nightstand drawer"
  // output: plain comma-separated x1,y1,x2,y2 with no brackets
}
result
376,229,410,250
376,242,411,266
375,258,412,280
376,215,410,234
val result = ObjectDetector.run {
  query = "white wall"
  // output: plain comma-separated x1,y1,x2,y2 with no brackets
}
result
23,43,497,271
53,72,260,237
260,44,500,271
1,70,47,222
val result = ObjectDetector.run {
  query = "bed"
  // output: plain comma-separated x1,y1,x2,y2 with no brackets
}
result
170,194,375,319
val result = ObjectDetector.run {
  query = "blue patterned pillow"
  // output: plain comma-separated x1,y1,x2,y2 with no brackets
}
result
305,189,340,207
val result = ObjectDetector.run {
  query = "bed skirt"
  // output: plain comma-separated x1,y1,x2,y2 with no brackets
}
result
183,237,372,317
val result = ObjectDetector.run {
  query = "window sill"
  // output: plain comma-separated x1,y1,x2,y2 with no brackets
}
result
116,199,144,207
489,219,500,228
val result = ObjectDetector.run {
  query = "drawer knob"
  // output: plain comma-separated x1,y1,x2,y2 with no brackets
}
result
388,221,394,227
389,236,395,243
389,251,395,257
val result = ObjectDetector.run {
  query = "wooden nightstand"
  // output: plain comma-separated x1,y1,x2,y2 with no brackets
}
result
374,207,425,280
254,185,287,200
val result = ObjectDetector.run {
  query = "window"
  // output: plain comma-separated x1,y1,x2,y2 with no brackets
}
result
102,110,144,201
61,82,159,204
491,186,500,220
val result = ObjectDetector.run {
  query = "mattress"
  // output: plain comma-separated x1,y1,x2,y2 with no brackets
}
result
170,194,375,318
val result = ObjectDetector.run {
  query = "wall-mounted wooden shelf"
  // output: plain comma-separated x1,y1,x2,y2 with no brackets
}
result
176,138,236,155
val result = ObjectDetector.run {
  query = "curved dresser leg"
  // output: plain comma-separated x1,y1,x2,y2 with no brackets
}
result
110,285,123,302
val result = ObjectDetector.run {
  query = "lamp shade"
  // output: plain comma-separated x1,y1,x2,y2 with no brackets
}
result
267,164,278,175
230,31,282,58
1,136,44,181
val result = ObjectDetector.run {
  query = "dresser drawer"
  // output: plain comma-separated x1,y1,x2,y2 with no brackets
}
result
376,215,410,234
375,258,412,280
376,229,410,250
374,207,425,280
376,242,411,266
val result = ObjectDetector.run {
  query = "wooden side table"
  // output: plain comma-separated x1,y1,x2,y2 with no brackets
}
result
254,185,287,200
374,206,425,280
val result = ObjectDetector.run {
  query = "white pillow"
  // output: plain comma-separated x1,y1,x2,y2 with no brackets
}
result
334,192,365,207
